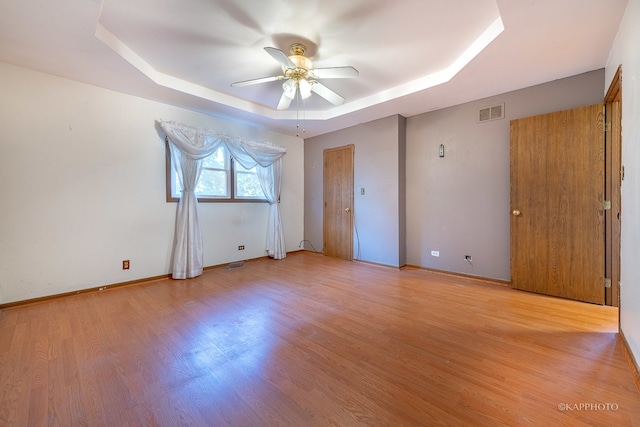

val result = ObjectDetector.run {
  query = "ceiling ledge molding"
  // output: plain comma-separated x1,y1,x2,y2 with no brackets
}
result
95,15,503,122
94,23,277,117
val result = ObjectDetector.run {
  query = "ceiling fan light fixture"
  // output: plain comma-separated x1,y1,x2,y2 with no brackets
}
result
299,79,312,99
282,79,297,99
231,42,358,118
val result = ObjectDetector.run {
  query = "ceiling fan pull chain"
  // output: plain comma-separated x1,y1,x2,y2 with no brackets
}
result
294,85,306,138
301,95,306,135
296,86,301,137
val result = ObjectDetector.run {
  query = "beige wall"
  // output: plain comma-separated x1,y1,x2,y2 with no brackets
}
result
0,61,304,304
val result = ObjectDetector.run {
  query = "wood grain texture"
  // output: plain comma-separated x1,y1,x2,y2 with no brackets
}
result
1,252,639,426
323,145,354,260
511,104,605,304
619,329,640,395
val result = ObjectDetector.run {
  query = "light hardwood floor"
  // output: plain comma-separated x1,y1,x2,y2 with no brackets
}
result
1,252,639,426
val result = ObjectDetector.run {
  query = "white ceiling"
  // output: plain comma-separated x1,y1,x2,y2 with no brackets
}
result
0,0,628,138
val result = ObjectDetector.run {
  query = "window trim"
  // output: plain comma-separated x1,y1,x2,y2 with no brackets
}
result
165,144,268,203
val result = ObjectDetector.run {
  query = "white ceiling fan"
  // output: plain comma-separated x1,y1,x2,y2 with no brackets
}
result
231,43,359,110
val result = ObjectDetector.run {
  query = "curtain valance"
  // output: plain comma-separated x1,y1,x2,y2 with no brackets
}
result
160,120,286,166
158,120,287,279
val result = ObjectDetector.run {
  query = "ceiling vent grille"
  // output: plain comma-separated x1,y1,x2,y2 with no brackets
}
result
478,103,505,123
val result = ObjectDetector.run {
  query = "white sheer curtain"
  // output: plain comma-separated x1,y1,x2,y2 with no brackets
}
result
226,139,287,259
258,159,286,259
226,137,288,168
159,120,287,279
162,122,223,279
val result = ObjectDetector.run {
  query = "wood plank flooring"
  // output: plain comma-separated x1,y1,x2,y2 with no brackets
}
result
1,252,639,426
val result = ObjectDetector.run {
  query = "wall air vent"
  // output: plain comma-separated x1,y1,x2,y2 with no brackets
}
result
478,103,505,123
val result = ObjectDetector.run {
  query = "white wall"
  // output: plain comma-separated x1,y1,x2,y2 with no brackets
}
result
406,70,605,280
304,115,405,267
605,0,640,366
0,61,304,304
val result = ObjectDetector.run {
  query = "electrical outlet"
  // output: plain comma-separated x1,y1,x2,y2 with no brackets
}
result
238,245,245,250
431,250,440,257
464,255,472,263
122,260,130,270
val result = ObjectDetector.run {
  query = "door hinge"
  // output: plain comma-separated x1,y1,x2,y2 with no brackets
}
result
604,200,611,210
604,122,611,132
621,165,625,181
604,278,612,289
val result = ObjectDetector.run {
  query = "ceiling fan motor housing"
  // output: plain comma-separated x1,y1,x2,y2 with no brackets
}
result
284,43,313,81
231,42,355,110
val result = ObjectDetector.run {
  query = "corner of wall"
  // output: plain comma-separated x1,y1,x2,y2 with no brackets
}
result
398,115,407,266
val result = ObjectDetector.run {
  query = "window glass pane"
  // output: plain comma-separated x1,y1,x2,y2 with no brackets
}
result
236,170,263,198
168,144,267,201
172,171,181,198
202,148,227,169
197,169,228,197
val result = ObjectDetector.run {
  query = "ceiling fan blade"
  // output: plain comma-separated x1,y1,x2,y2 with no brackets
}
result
264,47,296,69
312,66,359,79
310,82,345,106
231,75,283,87
277,90,294,110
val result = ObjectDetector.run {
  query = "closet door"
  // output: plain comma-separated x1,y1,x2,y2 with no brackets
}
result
323,145,354,260
510,104,605,304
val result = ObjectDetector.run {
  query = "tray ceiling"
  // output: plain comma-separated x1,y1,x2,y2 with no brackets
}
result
0,0,628,137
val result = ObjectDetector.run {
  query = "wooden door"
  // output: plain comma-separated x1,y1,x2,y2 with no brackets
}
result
323,145,354,260
510,104,605,304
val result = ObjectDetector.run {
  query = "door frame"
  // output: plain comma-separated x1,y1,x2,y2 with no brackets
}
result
605,65,622,307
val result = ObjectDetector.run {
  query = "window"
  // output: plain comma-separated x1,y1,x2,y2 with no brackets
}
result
234,161,264,199
166,145,266,202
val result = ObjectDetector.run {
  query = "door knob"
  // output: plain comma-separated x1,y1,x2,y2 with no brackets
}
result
512,209,521,216
345,207,351,213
